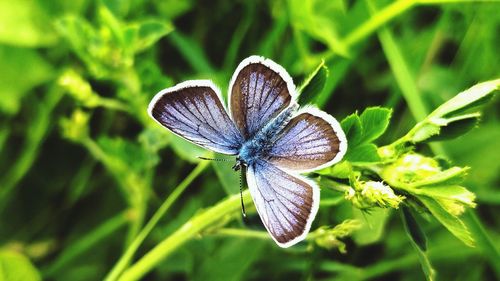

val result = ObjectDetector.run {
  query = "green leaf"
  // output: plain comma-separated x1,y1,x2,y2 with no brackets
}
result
127,20,174,53
401,207,435,281
340,114,362,147
0,0,57,47
419,196,475,247
426,113,480,142
0,250,41,281
345,143,380,163
138,127,170,155
97,136,159,173
409,167,469,188
407,80,498,143
317,160,352,179
429,79,499,119
288,0,348,56
55,16,106,76
417,185,476,209
401,206,427,251
297,59,328,105
352,207,389,245
340,107,391,163
411,113,481,143
0,46,54,115
411,122,441,143
359,107,392,143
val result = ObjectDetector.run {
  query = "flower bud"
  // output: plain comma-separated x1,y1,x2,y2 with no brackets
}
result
345,180,404,209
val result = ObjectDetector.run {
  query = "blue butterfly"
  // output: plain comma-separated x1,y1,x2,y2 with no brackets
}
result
148,56,347,247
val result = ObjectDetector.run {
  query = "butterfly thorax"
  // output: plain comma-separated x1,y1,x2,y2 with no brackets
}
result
235,104,298,169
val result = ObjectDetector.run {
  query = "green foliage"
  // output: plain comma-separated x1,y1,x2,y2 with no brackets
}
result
340,107,392,162
1,1,499,281
297,59,328,105
401,207,435,281
0,250,41,281
0,0,57,47
401,79,499,143
0,46,53,115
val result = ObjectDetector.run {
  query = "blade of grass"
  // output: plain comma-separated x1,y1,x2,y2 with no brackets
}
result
365,0,447,156
104,160,209,281
0,86,63,211
168,31,215,74
365,0,427,120
222,1,255,70
117,190,251,281
257,14,288,57
342,0,416,50
42,211,129,278
317,0,488,106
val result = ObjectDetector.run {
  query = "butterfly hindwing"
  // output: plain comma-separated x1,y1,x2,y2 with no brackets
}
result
148,80,243,155
246,159,319,248
268,107,347,172
229,56,296,139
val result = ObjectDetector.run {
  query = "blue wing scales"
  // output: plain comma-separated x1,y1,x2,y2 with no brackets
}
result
246,159,319,247
149,80,243,155
268,107,347,172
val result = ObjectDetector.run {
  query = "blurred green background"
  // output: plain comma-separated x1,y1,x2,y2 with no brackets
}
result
0,0,499,280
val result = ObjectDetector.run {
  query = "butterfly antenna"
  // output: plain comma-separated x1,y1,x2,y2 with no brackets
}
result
197,156,232,162
239,168,247,220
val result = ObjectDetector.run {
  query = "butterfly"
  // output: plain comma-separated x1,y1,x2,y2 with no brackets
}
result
148,56,347,248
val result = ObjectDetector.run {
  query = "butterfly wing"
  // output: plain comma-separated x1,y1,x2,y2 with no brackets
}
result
268,107,347,172
247,159,319,248
229,56,297,139
148,80,243,155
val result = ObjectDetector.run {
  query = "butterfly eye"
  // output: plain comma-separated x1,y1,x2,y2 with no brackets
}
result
232,162,241,171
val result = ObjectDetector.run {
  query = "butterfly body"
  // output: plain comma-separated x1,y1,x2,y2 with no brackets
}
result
149,56,347,247
237,103,298,169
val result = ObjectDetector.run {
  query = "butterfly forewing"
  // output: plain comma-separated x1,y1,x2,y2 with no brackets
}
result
229,56,295,139
246,160,319,248
148,81,243,155
268,107,347,172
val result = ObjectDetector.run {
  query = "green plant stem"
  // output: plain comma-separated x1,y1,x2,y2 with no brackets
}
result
80,136,148,250
168,31,215,74
0,87,63,210
320,197,345,207
98,97,131,112
105,160,209,281
342,0,416,50
117,191,251,281
43,211,129,278
222,1,255,70
319,0,415,108
206,226,345,242
210,228,270,240
366,0,426,120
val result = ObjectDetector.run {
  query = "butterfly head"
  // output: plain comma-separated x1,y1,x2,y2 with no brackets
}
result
232,156,246,171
